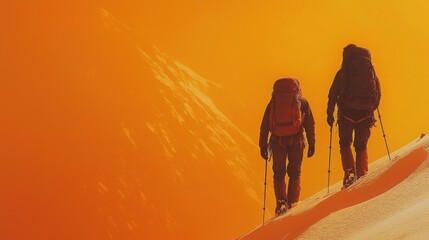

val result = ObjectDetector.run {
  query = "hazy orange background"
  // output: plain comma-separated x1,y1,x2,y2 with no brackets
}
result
1,1,429,240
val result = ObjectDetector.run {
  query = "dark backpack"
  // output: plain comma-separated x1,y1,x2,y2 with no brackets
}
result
269,78,303,136
341,45,380,111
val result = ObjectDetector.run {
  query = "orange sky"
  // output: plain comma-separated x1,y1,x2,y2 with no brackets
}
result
122,0,429,195
2,1,429,240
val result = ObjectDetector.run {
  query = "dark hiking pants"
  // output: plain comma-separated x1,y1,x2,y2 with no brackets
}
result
338,116,373,177
271,135,304,204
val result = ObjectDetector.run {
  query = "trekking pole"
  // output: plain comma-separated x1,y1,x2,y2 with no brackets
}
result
327,126,333,194
262,147,272,225
377,108,391,161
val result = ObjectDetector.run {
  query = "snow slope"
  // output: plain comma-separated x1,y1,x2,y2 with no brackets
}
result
239,134,429,240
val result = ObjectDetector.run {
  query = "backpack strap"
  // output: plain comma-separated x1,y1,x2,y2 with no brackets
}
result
342,115,371,124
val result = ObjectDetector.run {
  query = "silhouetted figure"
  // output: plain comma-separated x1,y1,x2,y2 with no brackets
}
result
327,44,381,188
259,78,315,216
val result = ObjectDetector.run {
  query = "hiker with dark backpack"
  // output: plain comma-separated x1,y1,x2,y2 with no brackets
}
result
327,44,381,188
259,78,315,216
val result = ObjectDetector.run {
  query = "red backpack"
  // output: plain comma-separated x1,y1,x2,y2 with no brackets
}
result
269,78,303,136
341,45,380,111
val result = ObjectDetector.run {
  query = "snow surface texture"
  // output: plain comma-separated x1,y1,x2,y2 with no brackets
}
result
239,134,429,240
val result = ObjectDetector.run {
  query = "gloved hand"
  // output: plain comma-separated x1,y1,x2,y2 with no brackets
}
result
307,145,315,158
327,114,334,127
260,147,268,160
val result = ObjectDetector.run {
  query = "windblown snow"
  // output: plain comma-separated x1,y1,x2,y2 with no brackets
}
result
239,134,429,240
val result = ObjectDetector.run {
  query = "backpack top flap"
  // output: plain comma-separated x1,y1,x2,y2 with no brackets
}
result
343,44,371,63
269,78,303,136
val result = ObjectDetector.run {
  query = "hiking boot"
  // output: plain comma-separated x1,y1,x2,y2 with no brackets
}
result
342,168,357,189
275,200,291,216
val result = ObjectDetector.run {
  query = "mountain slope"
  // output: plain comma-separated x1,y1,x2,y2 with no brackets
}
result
239,134,429,240
99,9,266,239
0,5,265,240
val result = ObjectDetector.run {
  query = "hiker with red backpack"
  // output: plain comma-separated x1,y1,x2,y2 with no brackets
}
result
259,78,315,216
327,44,381,188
